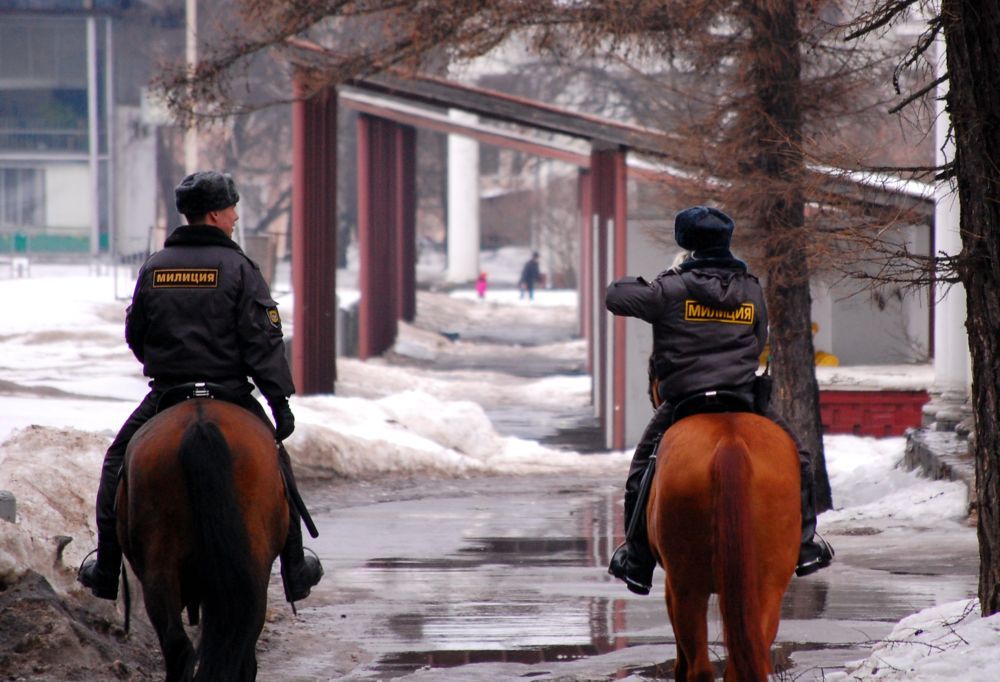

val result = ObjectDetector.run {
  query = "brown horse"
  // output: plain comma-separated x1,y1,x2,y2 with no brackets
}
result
647,412,801,681
117,399,289,681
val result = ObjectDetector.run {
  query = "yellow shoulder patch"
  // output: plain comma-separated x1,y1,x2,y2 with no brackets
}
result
683,299,755,325
267,307,281,328
152,268,219,288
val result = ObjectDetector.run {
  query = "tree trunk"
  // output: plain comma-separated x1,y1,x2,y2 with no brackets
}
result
744,0,832,510
942,0,1000,616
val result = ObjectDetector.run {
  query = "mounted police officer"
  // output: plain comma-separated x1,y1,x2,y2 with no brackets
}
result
78,171,323,604
606,205,834,595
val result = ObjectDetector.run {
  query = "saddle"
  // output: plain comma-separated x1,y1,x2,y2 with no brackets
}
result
153,381,320,541
670,389,755,426
628,388,760,550
155,382,244,414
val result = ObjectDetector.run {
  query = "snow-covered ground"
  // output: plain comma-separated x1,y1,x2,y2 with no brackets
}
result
0,260,996,679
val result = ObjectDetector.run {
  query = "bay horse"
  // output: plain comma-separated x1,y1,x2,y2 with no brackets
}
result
116,398,289,681
647,412,801,681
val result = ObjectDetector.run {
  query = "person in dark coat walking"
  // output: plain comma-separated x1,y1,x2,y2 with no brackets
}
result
605,205,833,595
77,171,323,603
519,251,542,299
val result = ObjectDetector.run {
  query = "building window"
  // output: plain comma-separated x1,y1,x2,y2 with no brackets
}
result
0,168,45,228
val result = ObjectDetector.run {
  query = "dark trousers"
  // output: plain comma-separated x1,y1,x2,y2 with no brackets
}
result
94,389,300,564
624,399,817,542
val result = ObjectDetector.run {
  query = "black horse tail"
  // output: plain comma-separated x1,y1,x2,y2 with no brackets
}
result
179,419,261,681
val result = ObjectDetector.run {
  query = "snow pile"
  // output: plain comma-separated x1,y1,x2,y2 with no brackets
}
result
0,426,105,586
833,599,1000,681
822,435,970,527
287,390,624,479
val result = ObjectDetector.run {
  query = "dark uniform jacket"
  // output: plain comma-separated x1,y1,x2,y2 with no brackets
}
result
124,224,295,402
606,259,767,403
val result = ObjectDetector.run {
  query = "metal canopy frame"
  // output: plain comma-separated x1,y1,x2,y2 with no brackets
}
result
288,45,932,450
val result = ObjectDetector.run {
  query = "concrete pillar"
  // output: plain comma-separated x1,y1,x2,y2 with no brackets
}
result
86,17,100,254
924,36,970,429
446,110,480,283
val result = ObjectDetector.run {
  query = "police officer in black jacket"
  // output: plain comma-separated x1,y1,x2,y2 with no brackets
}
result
78,171,323,603
606,206,833,595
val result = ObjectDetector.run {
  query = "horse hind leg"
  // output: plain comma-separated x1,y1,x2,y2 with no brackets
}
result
144,587,195,682
668,588,714,682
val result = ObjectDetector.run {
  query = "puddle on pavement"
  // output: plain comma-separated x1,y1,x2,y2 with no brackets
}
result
367,536,590,571
301,478,976,680
375,643,624,678
345,489,970,680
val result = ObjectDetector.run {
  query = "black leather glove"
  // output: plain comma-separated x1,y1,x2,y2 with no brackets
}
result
269,397,295,441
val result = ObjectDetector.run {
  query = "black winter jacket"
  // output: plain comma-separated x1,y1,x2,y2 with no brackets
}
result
124,224,295,402
606,259,767,402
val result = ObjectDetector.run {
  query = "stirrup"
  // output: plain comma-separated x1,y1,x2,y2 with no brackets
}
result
282,547,324,604
795,533,834,577
607,542,653,596
77,549,119,600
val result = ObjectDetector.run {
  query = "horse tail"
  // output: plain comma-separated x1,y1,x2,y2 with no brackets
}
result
179,419,260,681
712,434,769,681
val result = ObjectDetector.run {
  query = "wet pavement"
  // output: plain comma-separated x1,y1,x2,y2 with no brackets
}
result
258,473,977,680
255,291,979,679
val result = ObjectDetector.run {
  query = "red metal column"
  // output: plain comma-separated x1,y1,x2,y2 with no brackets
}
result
291,79,337,394
590,150,609,432
578,169,593,359
357,114,400,359
591,146,628,450
395,125,417,322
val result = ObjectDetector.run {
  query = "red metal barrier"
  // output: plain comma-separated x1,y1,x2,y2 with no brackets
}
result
819,390,930,437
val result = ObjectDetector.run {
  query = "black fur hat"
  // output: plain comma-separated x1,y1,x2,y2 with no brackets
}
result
674,206,734,251
175,171,240,216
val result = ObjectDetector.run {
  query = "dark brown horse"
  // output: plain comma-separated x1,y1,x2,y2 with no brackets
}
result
117,399,289,681
647,412,801,681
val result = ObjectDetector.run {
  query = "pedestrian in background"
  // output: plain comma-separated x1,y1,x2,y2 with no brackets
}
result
518,251,542,300
476,272,488,299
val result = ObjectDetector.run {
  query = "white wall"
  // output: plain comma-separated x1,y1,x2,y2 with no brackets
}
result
114,107,157,257
45,164,91,230
623,218,681,447
821,223,931,365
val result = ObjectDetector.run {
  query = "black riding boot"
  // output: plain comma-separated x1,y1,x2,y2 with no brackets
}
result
277,445,323,602
77,493,123,600
609,405,671,596
78,436,133,600
608,494,656,595
280,508,323,602
796,462,834,577
78,537,122,600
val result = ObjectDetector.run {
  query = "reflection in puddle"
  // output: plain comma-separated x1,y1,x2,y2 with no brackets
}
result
355,487,974,679
367,537,591,571
376,644,620,678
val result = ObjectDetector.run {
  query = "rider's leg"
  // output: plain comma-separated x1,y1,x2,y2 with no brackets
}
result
609,400,673,595
239,396,323,601
275,443,323,602
79,391,160,600
767,411,834,576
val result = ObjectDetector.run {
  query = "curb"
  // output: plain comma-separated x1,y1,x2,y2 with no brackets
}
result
904,427,975,512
